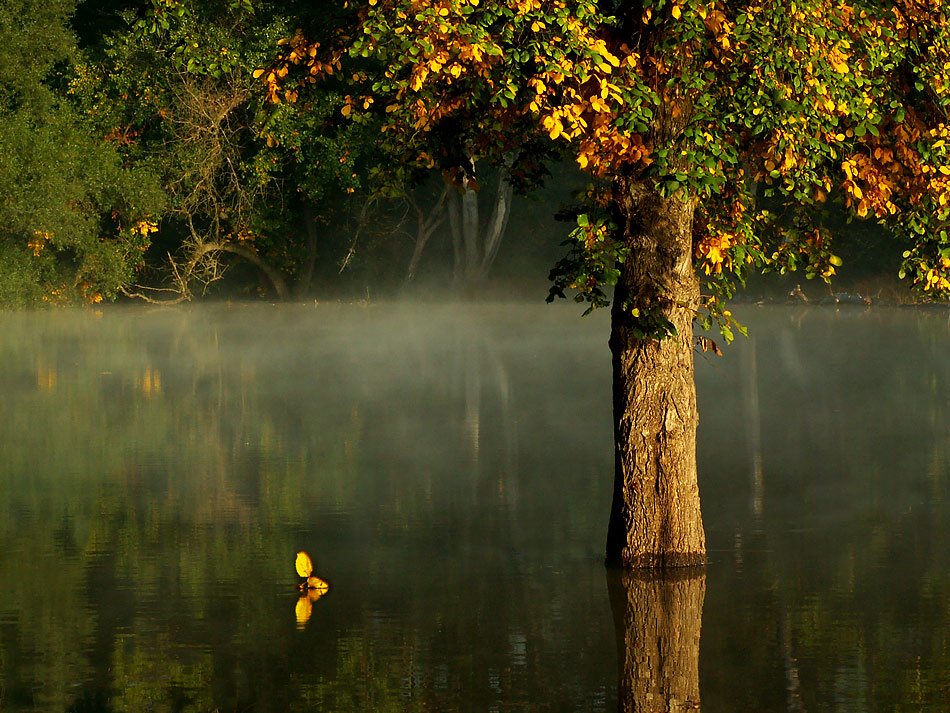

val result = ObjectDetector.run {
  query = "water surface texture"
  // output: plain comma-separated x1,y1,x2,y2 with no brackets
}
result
0,303,947,712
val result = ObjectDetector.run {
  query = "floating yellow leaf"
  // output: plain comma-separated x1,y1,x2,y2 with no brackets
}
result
295,550,314,578
306,575,330,592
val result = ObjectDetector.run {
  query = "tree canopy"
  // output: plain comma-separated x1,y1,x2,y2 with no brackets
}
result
1,0,949,308
0,0,162,306
331,0,950,330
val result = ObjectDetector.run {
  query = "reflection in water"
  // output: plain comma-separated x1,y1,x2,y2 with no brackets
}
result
0,304,946,711
608,569,705,712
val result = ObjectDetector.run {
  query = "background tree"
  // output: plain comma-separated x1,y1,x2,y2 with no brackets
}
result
0,0,162,307
340,0,950,568
74,0,373,301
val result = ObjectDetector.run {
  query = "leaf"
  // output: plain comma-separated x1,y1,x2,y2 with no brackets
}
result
306,575,330,592
295,550,314,577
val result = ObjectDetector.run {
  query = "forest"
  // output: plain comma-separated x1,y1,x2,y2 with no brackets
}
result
0,0,568,307
3,0,949,311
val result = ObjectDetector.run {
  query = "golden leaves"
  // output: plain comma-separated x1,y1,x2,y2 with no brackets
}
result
575,124,650,177
133,220,158,236
29,230,51,257
295,550,314,577
305,575,330,591
256,30,342,104
841,153,899,218
294,550,329,628
696,231,733,275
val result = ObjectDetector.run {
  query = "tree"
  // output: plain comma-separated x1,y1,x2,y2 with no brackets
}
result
76,0,373,302
334,0,950,568
0,0,162,307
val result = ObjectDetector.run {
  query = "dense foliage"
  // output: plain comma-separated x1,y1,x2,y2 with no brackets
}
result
344,0,950,332
0,0,162,307
1,0,949,308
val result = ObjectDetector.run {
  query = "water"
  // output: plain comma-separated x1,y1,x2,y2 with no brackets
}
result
0,302,946,712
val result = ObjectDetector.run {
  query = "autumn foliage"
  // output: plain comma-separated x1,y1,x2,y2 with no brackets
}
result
253,0,950,321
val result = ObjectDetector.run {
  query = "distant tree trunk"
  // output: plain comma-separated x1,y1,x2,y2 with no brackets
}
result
214,242,290,301
479,169,513,276
445,161,514,287
605,178,706,568
404,184,449,284
447,186,466,282
608,569,705,712
296,202,320,297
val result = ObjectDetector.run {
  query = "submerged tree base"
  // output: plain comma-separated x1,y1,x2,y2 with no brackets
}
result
606,551,707,570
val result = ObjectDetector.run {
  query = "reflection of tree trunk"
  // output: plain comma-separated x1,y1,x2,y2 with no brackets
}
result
741,338,764,524
607,569,705,713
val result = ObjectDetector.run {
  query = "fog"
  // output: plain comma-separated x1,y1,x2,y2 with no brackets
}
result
0,301,946,711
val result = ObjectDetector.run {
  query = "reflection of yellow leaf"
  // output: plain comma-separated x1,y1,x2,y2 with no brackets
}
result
295,596,312,628
295,551,313,577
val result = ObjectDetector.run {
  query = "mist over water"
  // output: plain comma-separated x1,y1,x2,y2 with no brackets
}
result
0,302,946,711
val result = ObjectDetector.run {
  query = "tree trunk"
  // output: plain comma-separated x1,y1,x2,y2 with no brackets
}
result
478,169,513,278
605,179,706,569
215,242,290,301
404,184,449,285
296,202,320,298
607,569,705,712
461,181,480,282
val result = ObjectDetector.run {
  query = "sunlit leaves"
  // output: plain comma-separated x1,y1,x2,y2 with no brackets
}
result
247,0,950,304
294,550,329,628
295,550,314,578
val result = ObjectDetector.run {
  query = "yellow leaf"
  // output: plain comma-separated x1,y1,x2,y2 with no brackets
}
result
672,5,682,20
295,551,314,578
306,575,330,592
939,165,950,175
252,69,265,79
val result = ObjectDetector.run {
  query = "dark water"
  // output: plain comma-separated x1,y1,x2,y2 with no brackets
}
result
0,303,946,712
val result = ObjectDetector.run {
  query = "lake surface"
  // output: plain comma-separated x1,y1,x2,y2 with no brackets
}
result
0,302,946,712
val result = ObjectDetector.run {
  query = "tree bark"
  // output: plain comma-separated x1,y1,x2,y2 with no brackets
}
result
605,179,706,568
607,569,705,712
